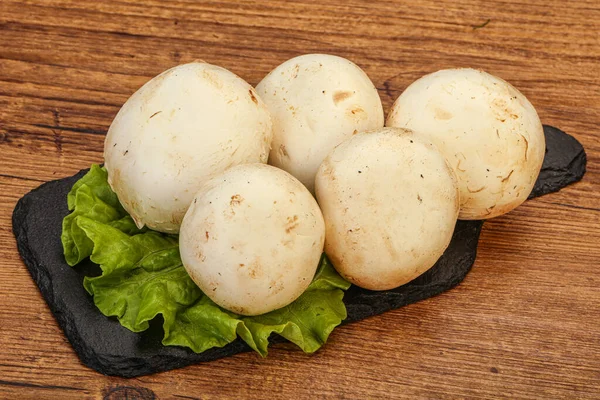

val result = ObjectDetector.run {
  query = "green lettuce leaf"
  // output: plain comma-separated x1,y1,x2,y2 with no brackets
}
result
62,165,350,356
61,164,144,266
168,257,349,356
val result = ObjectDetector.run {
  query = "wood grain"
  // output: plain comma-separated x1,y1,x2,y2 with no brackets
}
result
1,0,599,398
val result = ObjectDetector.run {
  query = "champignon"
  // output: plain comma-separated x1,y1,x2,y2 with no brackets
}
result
179,163,325,316
104,62,273,233
256,54,384,193
386,68,545,219
315,127,459,290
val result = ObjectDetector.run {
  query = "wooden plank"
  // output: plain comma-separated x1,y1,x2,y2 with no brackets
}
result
0,0,599,398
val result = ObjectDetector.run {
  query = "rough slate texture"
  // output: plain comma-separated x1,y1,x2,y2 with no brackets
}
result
12,125,586,378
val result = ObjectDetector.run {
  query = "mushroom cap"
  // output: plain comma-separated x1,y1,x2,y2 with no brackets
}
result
387,68,545,219
104,62,273,233
315,127,459,290
180,163,325,316
256,54,384,192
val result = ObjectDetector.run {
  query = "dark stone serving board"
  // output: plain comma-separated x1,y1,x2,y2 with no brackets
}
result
12,125,586,378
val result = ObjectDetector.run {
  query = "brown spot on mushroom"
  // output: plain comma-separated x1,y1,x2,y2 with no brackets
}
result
417,194,422,203
490,97,522,124
279,144,289,158
285,215,299,233
229,305,246,314
149,111,162,119
291,64,300,79
434,108,453,120
230,194,243,206
110,168,122,189
247,259,263,279
332,90,353,104
239,263,245,268
196,250,206,262
248,89,258,105
319,161,336,182
269,280,284,295
467,185,486,193
520,134,529,161
352,129,358,135
201,69,223,89
500,170,514,182
349,107,365,116
484,203,499,216
205,231,210,241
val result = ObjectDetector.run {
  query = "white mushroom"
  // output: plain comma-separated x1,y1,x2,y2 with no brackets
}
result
103,62,273,233
386,68,545,219
179,163,325,316
256,54,384,193
315,128,459,291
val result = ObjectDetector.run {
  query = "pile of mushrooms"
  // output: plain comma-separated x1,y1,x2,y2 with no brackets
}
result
104,55,545,315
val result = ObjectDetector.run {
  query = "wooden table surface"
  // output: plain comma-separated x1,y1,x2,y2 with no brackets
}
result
1,0,599,398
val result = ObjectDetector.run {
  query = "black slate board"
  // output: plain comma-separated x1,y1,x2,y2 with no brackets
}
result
12,125,586,378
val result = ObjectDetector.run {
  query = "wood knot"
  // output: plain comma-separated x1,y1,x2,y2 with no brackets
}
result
103,385,156,400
